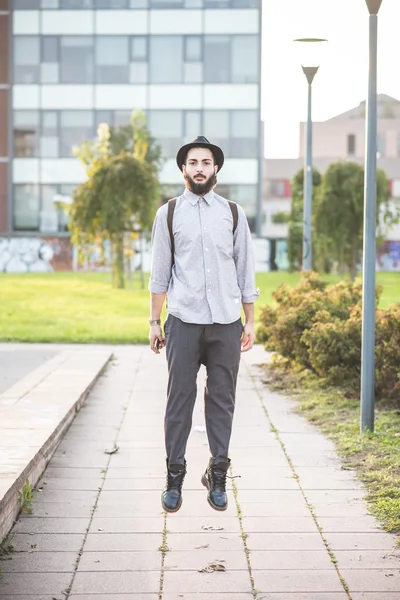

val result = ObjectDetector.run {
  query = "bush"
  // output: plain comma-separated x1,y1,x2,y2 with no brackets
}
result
257,272,400,400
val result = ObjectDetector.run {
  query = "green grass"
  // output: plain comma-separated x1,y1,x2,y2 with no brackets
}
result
0,271,399,343
267,365,400,536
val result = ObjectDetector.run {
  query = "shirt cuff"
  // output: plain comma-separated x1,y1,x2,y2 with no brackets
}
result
148,280,169,294
242,288,260,303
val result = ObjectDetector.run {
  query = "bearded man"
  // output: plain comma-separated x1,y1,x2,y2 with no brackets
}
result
148,136,259,513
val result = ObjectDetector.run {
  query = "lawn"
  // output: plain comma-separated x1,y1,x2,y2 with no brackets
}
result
0,271,399,343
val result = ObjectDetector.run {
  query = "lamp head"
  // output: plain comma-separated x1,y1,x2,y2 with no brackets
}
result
365,0,383,14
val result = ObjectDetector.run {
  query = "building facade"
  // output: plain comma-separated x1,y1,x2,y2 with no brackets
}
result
0,0,262,271
263,95,400,271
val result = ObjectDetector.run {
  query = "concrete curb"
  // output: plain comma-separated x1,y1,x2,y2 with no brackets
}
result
0,349,112,542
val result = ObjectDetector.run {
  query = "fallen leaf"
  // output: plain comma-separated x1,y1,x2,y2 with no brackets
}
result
104,444,120,455
199,562,226,573
201,525,224,531
195,544,210,549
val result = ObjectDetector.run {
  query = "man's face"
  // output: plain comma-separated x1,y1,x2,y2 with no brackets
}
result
182,147,218,196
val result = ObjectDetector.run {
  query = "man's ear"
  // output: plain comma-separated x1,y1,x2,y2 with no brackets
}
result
214,165,219,174
182,164,187,175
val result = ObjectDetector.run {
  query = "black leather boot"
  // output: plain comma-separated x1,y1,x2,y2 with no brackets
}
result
161,460,186,513
201,458,230,511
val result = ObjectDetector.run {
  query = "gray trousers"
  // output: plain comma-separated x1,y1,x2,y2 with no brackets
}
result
164,314,243,468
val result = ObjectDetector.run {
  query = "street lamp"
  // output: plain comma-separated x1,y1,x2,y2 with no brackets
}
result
294,38,327,271
360,0,383,433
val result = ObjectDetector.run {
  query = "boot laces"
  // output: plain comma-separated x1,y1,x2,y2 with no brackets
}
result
167,469,185,491
212,468,227,490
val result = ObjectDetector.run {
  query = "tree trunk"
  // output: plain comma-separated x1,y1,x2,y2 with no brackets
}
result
112,235,125,289
349,235,358,282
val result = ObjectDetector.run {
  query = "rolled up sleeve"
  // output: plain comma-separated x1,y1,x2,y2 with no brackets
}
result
233,206,260,304
148,205,172,294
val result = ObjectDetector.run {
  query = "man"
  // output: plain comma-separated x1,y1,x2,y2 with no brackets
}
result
148,136,259,513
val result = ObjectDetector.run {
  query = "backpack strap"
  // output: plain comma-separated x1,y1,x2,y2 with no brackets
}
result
167,197,177,268
228,201,239,234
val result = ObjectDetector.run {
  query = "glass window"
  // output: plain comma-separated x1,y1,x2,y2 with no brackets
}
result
130,62,148,83
204,36,230,83
130,0,148,6
185,0,203,6
231,36,258,83
232,0,260,6
347,134,356,156
40,185,60,233
60,111,94,157
42,0,60,7
95,37,129,83
204,0,229,7
184,111,201,141
60,0,93,7
95,110,113,129
42,37,59,63
229,185,257,225
131,37,147,61
14,111,39,158
150,37,183,83
41,63,59,84
114,111,131,127
41,111,59,157
13,185,40,231
14,0,40,6
377,132,386,157
95,0,128,6
204,110,229,138
185,37,202,62
184,62,202,83
148,111,182,157
14,37,40,84
60,37,93,83
151,0,183,6
58,185,74,231
231,110,259,157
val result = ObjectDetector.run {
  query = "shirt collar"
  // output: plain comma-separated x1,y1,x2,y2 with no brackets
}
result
184,188,215,206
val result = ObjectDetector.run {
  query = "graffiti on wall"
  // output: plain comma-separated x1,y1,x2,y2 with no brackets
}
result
0,237,72,272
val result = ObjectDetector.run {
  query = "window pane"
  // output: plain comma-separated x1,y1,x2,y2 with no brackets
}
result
14,185,40,230
60,0,93,7
40,185,60,233
14,111,39,158
95,37,129,83
231,111,258,137
95,110,113,128
60,111,94,156
42,37,59,63
14,37,40,83
42,0,60,7
61,37,93,83
204,36,230,83
15,0,40,6
150,37,183,83
151,0,183,6
130,0,148,6
41,111,59,157
229,184,257,217
232,0,260,5
41,63,59,83
231,36,258,83
148,111,182,157
185,37,201,61
95,0,128,6
130,62,148,83
204,0,229,7
131,37,147,61
185,0,203,6
204,110,229,138
114,111,131,127
184,111,201,141
184,62,202,83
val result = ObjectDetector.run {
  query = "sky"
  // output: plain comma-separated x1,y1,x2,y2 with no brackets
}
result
261,0,400,158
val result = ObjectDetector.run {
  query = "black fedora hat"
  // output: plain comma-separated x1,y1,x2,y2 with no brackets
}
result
176,136,224,172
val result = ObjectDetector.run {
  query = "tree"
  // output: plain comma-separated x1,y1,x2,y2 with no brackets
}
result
69,110,162,288
287,167,322,271
315,162,394,280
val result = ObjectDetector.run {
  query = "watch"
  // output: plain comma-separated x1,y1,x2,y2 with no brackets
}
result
149,319,161,326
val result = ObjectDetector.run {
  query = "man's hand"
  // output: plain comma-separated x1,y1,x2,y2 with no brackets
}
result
241,322,255,353
149,325,165,354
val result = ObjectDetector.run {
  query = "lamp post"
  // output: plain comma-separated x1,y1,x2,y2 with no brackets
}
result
360,0,383,433
295,38,327,271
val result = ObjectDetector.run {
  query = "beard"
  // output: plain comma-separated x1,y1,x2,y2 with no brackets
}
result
184,172,217,196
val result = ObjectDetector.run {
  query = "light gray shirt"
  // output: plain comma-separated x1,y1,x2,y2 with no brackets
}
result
149,188,259,325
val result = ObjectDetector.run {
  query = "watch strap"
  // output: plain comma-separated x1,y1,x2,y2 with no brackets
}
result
149,319,161,326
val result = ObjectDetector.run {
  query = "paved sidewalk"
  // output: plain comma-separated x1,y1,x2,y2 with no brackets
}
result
1,344,399,600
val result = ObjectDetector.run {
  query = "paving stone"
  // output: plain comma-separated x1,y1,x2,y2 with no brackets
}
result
163,595,253,600
13,517,89,534
39,477,102,491
167,533,244,552
90,516,164,533
162,570,252,594
166,517,241,534
84,533,162,552
341,569,400,592
242,516,319,533
102,478,164,491
249,549,334,570
0,551,77,572
105,467,165,478
352,595,400,599
254,569,344,593
318,516,383,533
229,447,289,467
239,502,310,517
304,489,366,503
78,551,162,571
247,532,325,551
312,502,369,517
19,502,93,518
44,467,105,479
71,571,160,594
327,533,397,551
236,489,304,503
0,572,72,595
335,550,400,569
10,533,84,552
164,549,248,571
70,596,159,600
